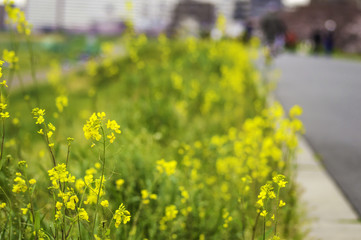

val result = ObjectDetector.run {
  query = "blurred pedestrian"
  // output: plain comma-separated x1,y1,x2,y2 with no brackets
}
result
324,19,336,55
285,31,297,51
242,20,253,43
311,29,322,54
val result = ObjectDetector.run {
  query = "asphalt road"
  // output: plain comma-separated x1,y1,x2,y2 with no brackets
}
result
274,54,361,217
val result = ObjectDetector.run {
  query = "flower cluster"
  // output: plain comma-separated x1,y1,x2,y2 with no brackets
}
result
159,205,178,230
83,112,121,145
273,174,288,188
12,172,27,193
48,163,75,189
113,203,131,228
3,49,18,69
156,159,177,176
4,0,32,35
141,189,157,204
32,108,45,125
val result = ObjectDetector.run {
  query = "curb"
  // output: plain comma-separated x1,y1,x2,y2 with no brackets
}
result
296,137,361,239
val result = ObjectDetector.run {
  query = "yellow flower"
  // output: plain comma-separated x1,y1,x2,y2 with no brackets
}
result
0,202,6,209
156,159,177,176
47,131,53,138
106,119,121,134
279,200,286,208
3,49,18,69
55,95,68,113
55,210,62,220
66,195,79,210
13,176,27,193
0,80,8,87
107,132,116,143
75,179,85,193
48,123,56,131
37,129,44,135
83,113,102,141
164,205,178,221
56,202,63,210
48,163,75,189
273,174,288,188
0,103,7,110
116,179,124,190
114,203,131,227
260,210,267,217
32,108,46,125
289,105,303,118
101,200,109,208
78,208,89,222
94,162,101,169
0,112,10,119
29,179,36,185
21,207,29,215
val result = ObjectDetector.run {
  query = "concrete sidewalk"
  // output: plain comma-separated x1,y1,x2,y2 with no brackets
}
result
296,137,361,239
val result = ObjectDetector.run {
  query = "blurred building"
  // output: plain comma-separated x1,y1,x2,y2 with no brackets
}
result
281,0,361,52
0,5,4,30
24,0,283,35
251,0,282,16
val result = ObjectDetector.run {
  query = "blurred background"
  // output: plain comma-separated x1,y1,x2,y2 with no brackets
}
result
1,0,361,55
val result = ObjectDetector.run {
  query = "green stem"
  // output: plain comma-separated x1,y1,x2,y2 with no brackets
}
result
42,123,57,167
274,187,280,235
251,212,260,240
92,127,106,236
0,89,4,162
263,217,266,240
0,116,5,162
25,36,39,105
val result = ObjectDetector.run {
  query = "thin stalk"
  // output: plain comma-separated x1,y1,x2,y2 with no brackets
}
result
77,213,82,240
24,172,38,240
0,89,4,162
251,212,260,240
0,118,5,162
65,144,71,168
263,217,266,240
274,187,280,235
25,36,39,105
92,127,106,236
42,123,57,167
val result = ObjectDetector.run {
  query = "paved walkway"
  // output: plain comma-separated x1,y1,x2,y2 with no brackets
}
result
275,54,361,216
296,137,361,239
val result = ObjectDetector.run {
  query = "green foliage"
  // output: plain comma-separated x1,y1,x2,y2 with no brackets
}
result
0,7,305,238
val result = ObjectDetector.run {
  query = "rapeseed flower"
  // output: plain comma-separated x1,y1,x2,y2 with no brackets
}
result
101,200,109,208
48,163,75,189
156,159,177,176
78,208,89,222
114,203,131,227
3,49,18,69
12,176,27,193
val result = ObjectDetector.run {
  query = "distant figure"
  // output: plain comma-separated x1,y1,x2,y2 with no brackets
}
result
272,34,285,56
242,21,253,43
311,29,322,54
324,19,337,55
285,31,297,51
324,30,334,55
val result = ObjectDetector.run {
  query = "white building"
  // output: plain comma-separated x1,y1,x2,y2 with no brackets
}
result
24,0,251,33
